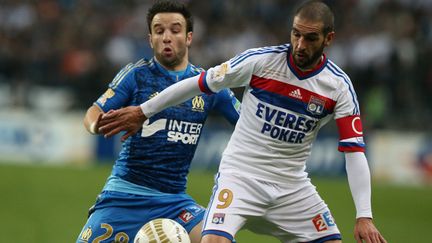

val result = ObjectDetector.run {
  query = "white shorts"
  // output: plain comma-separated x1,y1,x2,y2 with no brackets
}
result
202,172,341,243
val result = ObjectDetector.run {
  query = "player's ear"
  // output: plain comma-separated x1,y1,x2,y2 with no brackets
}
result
186,31,193,48
324,31,334,47
148,33,154,48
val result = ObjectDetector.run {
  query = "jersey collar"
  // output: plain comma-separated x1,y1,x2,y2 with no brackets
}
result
287,46,327,80
152,58,191,81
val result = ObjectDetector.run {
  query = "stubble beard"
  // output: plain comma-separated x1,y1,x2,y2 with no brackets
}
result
157,48,187,69
293,44,325,70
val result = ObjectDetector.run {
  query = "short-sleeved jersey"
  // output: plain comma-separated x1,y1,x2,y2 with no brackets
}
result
95,58,240,193
198,44,364,182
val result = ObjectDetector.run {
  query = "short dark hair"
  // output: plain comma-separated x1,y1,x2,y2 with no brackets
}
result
147,0,193,33
295,0,334,35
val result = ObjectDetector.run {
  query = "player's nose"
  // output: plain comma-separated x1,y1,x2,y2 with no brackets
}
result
162,32,171,43
296,37,306,50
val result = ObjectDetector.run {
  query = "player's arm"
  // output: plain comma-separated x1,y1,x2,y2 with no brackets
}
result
98,72,227,139
86,63,136,136
141,58,252,119
99,54,255,139
337,118,386,242
212,89,241,125
345,152,386,243
345,151,371,218
336,114,371,217
98,74,203,140
338,120,387,243
335,90,387,242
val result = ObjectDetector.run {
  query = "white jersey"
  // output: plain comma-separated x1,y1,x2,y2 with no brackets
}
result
198,44,365,183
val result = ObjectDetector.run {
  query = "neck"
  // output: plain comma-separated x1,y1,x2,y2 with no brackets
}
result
154,57,189,72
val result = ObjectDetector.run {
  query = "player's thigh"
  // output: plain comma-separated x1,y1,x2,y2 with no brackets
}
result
189,221,203,243
77,191,205,243
76,206,133,243
202,173,269,241
201,234,233,243
266,183,341,242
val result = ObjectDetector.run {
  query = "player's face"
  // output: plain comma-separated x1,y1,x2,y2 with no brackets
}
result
149,13,192,70
290,16,334,70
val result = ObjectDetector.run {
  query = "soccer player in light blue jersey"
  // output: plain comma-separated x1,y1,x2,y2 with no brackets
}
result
76,1,240,243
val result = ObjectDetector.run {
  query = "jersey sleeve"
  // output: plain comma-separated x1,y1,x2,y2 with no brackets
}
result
212,88,241,125
333,78,365,152
198,49,259,94
95,63,137,112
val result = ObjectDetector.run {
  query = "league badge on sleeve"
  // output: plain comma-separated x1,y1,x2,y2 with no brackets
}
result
97,88,115,106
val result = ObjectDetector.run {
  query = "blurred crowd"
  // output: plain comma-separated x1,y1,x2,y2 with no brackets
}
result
1,0,431,131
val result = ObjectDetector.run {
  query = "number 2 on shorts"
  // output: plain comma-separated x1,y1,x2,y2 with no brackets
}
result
216,188,233,209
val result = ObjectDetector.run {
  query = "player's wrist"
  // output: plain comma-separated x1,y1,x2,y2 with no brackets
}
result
139,103,151,119
356,217,373,223
89,121,99,135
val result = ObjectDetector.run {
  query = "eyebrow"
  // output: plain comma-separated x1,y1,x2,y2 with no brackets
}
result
292,27,320,37
153,21,183,29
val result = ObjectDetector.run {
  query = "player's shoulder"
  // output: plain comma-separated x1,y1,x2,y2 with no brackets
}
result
324,59,353,84
109,59,153,89
245,43,290,54
130,58,155,71
230,43,290,66
116,58,153,76
189,62,205,75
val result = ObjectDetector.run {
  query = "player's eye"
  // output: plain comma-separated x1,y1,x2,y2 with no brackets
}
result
291,30,301,38
305,35,319,42
154,28,164,35
171,27,181,34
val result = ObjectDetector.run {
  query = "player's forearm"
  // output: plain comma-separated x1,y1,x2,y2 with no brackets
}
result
83,105,103,134
140,74,202,118
345,152,372,219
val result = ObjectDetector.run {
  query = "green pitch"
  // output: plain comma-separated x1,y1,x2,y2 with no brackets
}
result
0,163,430,243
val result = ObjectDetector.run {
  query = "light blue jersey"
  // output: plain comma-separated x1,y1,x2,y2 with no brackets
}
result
97,58,239,194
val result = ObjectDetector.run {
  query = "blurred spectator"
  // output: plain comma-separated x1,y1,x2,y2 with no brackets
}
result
0,0,431,131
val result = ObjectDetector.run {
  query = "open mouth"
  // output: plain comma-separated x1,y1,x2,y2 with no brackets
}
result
296,52,306,58
163,47,173,55
295,52,307,61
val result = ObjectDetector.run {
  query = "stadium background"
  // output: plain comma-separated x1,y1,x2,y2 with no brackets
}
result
0,0,431,242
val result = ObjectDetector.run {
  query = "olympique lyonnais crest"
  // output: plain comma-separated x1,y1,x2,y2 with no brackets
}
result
212,213,225,224
307,96,326,115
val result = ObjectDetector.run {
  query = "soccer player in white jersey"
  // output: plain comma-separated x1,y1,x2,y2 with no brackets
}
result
98,1,387,242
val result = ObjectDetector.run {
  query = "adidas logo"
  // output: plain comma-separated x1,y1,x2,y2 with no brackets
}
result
289,89,302,99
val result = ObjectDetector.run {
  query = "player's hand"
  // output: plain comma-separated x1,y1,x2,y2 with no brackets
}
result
354,218,387,243
98,106,148,141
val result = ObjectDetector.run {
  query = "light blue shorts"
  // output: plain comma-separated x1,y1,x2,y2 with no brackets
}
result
76,190,205,243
